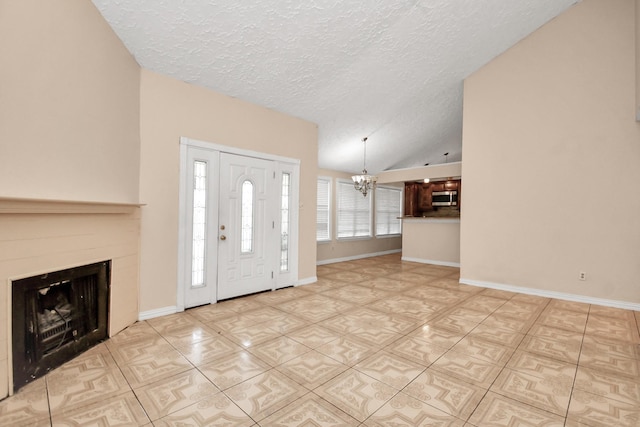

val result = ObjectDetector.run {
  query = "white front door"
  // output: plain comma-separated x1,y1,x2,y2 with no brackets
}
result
179,139,299,310
217,153,276,300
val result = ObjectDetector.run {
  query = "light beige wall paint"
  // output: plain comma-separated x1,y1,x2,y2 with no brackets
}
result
377,162,462,184
636,0,640,122
402,219,460,265
0,0,141,203
461,0,640,304
139,70,318,312
316,169,401,263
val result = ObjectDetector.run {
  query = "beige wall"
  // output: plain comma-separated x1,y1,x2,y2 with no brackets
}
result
461,0,640,305
0,0,142,397
316,169,402,264
636,0,640,120
0,0,141,203
402,219,460,266
139,70,318,312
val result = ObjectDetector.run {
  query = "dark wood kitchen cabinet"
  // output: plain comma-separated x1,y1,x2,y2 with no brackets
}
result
404,182,421,217
444,181,458,191
419,185,433,210
430,183,445,192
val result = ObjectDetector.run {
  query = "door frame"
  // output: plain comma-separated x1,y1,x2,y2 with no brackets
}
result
177,137,300,311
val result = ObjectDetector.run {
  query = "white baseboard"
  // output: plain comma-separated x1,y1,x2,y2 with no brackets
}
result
401,256,460,268
296,276,317,286
138,306,178,321
459,278,640,311
317,249,402,266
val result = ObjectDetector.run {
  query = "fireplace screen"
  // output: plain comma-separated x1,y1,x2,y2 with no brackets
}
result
12,261,110,392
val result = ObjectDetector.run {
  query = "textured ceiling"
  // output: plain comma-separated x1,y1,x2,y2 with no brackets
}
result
92,0,578,174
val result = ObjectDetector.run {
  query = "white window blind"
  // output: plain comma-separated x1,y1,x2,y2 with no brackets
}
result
376,186,403,236
337,180,371,239
316,177,331,241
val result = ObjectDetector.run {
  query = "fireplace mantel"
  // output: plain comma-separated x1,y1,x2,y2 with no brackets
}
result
0,197,144,214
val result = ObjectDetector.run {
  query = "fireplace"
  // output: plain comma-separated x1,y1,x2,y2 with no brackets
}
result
11,261,110,392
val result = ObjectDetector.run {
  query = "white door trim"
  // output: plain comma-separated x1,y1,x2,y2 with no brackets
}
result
181,137,300,165
177,137,300,311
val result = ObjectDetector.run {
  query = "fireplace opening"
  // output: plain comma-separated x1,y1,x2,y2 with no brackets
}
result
12,261,110,392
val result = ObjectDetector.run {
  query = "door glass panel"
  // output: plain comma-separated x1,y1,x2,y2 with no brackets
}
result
280,173,290,272
241,180,254,253
191,161,207,287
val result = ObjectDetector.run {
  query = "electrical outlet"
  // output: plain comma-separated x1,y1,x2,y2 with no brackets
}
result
579,272,587,281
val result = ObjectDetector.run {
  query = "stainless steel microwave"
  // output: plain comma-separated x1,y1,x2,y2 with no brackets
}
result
432,191,458,206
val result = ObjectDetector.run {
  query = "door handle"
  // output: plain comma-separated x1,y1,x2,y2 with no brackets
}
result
220,235,226,241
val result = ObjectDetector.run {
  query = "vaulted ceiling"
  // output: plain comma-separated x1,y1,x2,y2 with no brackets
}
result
92,0,578,174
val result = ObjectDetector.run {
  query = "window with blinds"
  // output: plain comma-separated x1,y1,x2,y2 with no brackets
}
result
376,186,403,236
337,180,372,239
316,177,331,241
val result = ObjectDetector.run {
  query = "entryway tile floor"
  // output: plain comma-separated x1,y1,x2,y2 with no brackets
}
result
2,253,639,426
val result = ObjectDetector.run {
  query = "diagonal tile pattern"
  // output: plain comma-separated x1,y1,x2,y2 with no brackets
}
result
276,349,348,389
133,369,218,421
46,354,131,415
354,351,425,390
490,367,573,416
468,391,565,426
224,370,306,421
1,253,638,426
365,391,465,426
50,392,150,426
199,350,271,390
259,393,360,426
152,392,254,427
0,378,50,427
403,369,485,420
315,369,396,422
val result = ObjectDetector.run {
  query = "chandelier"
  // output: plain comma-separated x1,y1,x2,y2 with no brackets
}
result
351,137,377,197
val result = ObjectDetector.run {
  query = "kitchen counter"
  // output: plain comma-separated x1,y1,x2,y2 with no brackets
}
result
402,216,460,223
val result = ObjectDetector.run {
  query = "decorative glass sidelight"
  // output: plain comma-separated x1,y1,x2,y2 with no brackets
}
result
191,161,207,287
280,173,291,272
241,180,254,253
